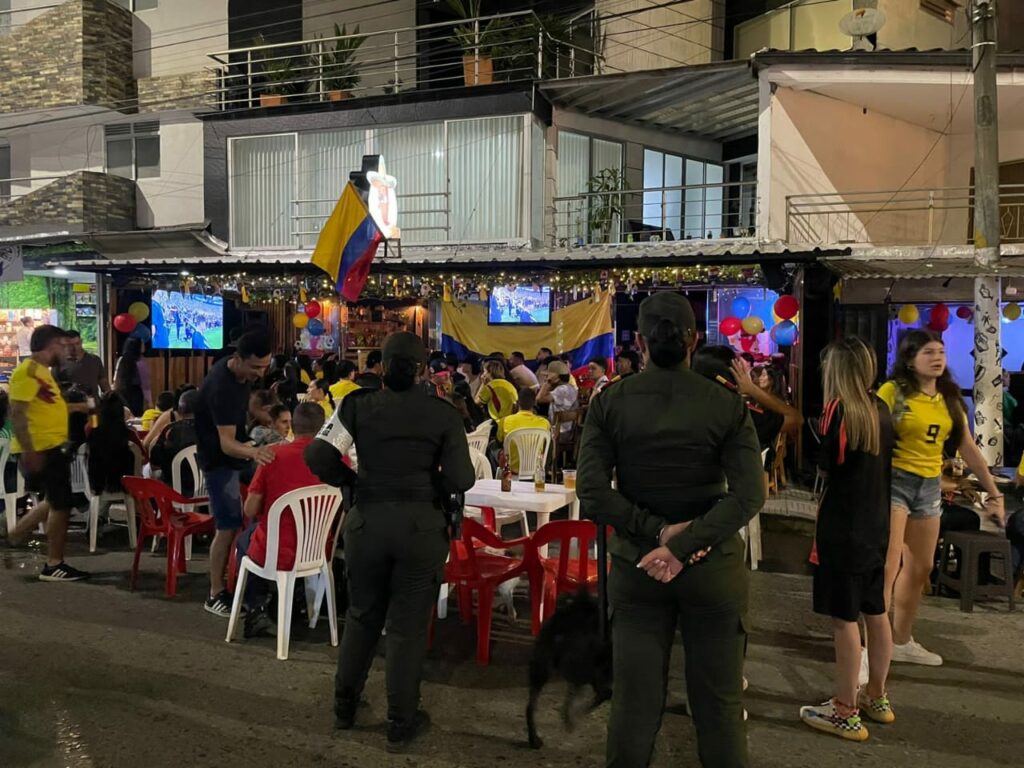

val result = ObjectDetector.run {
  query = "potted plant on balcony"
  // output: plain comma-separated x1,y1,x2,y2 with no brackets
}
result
447,0,502,86
253,34,299,107
586,167,630,244
312,23,366,101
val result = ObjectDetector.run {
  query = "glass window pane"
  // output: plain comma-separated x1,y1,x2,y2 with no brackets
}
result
449,116,522,242
704,163,723,238
642,149,664,231
684,159,705,238
297,129,365,248
135,0,158,10
230,134,295,248
135,136,160,179
0,144,9,201
558,132,590,244
664,154,683,240
378,122,447,244
106,138,134,179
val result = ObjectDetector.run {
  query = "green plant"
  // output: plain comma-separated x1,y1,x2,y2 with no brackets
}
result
586,168,629,244
446,0,506,57
313,23,366,93
251,34,300,96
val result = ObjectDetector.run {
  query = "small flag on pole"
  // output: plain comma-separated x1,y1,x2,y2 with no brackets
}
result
311,181,383,302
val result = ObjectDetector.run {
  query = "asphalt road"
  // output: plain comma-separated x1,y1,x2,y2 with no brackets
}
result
1,534,1022,768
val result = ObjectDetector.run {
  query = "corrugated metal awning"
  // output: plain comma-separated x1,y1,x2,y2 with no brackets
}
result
823,245,1024,279
540,60,758,141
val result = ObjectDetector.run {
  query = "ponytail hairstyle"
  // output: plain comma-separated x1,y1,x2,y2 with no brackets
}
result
383,355,421,392
890,329,966,451
646,318,687,369
821,337,880,455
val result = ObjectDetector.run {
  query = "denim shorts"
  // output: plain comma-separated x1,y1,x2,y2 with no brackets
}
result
891,467,942,520
205,466,242,530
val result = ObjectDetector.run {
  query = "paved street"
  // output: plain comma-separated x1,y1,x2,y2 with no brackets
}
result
1,535,1022,768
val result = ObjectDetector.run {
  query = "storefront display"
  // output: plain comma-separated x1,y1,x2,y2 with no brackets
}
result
0,307,57,382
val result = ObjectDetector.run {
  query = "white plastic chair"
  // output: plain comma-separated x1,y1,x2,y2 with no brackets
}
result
743,448,768,571
466,420,492,455
0,437,29,537
225,484,343,660
504,428,551,481
84,443,142,552
69,444,88,495
169,445,207,559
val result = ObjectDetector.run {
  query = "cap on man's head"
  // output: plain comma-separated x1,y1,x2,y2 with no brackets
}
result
547,360,571,376
382,332,426,364
30,324,72,353
638,293,697,341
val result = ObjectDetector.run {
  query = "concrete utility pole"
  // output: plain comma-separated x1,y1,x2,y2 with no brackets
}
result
971,0,1002,466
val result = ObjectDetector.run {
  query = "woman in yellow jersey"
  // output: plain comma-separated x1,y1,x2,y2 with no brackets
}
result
877,330,1005,667
307,378,336,421
476,359,517,421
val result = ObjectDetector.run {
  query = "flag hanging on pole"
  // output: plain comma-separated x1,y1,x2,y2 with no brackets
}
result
310,181,383,302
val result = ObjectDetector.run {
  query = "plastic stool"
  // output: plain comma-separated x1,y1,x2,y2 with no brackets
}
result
937,531,1015,612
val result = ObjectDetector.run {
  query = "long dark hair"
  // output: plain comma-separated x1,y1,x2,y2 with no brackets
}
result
890,329,966,450
646,319,687,368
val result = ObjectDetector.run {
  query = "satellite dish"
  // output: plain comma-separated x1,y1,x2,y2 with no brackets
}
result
839,8,886,51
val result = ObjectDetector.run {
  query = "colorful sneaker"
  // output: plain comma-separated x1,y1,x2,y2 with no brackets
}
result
800,700,869,742
39,562,89,582
891,638,942,666
204,590,233,618
858,692,895,724
859,648,870,686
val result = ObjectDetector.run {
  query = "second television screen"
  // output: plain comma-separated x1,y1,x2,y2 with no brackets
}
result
151,290,224,350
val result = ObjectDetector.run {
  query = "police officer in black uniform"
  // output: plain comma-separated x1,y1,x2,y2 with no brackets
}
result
577,293,765,767
304,332,474,753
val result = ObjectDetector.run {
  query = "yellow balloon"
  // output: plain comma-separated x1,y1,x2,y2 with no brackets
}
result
898,305,919,324
128,301,150,322
741,315,765,335
293,312,309,329
1004,303,1021,322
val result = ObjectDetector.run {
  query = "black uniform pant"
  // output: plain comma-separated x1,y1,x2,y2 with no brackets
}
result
607,533,749,768
334,502,449,723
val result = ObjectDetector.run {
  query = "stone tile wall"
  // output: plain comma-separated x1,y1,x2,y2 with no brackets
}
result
0,0,136,114
0,172,136,231
138,71,216,113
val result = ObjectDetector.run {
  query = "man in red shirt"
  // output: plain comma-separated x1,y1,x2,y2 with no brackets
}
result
238,402,326,637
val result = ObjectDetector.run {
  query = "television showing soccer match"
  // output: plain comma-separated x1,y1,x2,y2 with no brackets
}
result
150,290,224,350
488,285,552,326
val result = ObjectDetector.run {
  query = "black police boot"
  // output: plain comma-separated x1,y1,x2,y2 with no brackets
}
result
385,710,431,753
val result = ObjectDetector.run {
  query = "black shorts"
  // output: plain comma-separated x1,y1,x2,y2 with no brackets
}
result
19,447,74,512
812,564,885,623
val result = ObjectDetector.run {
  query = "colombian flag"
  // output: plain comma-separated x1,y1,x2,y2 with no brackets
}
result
440,290,614,377
310,182,383,302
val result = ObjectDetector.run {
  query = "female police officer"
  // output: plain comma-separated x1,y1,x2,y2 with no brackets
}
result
305,332,474,753
577,293,765,767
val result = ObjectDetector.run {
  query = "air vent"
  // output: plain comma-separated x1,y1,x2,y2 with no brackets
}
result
104,124,132,137
920,0,959,24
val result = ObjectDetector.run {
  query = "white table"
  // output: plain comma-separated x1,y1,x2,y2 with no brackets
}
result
466,479,579,554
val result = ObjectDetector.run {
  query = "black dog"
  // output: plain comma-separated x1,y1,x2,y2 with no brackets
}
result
526,588,612,749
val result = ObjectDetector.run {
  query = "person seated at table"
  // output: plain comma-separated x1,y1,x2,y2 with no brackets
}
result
250,404,291,447
476,359,518,421
141,390,175,432
329,360,360,403
86,392,141,497
149,390,200,494
246,389,278,436
586,356,611,396
236,402,327,638
143,384,197,452
537,361,578,444
307,378,336,420
497,388,550,474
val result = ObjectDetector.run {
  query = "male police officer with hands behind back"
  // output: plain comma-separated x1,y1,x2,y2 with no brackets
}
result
577,293,765,768
304,331,475,754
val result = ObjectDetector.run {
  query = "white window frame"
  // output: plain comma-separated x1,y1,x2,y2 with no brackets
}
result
105,122,161,181
112,0,158,12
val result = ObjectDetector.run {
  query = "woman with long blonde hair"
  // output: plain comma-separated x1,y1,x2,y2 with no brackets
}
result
801,337,895,742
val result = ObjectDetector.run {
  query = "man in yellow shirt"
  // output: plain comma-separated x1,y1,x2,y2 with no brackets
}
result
330,359,360,403
497,388,550,474
7,325,90,581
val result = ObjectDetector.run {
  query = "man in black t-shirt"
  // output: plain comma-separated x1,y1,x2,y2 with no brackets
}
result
194,331,275,617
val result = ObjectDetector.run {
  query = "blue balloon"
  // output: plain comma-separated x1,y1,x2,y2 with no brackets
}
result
307,318,325,337
774,320,797,346
731,297,751,318
130,323,152,342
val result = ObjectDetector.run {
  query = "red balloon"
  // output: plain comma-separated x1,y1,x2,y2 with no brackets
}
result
956,306,973,320
113,313,138,334
720,316,742,336
739,334,755,352
928,303,950,332
774,295,800,320
304,300,322,319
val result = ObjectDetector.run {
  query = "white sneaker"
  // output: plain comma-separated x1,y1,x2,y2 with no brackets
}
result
858,648,870,686
891,638,943,666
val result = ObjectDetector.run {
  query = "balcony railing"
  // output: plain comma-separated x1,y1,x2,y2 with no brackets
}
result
553,181,758,247
786,186,1024,246
207,11,601,111
292,191,452,248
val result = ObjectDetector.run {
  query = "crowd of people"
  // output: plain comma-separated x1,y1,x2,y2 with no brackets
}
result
3,311,1024,764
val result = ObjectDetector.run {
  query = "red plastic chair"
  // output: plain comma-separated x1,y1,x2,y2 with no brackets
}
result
529,520,602,622
122,476,214,598
443,517,542,665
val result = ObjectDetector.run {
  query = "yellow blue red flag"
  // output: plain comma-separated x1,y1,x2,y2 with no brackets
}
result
310,182,383,301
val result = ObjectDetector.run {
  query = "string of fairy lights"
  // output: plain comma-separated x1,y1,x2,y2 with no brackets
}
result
159,264,764,304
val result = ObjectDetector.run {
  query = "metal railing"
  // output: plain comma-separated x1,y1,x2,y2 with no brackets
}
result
0,174,74,205
207,11,602,112
291,191,451,247
553,181,758,247
786,185,1024,246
